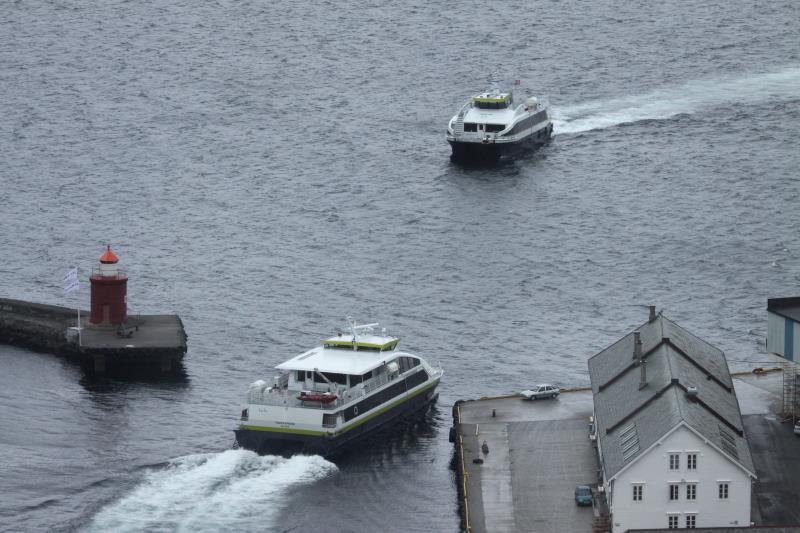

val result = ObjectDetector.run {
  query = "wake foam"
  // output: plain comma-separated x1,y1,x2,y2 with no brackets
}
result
552,66,800,135
85,450,337,533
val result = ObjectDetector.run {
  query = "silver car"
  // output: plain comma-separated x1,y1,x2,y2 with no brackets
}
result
521,384,560,400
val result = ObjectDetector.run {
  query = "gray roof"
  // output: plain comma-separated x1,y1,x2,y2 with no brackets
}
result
768,297,800,323
588,314,755,480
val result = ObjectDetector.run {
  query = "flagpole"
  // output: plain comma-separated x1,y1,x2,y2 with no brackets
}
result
63,266,81,347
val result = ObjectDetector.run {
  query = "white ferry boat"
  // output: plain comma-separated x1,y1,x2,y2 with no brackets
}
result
446,80,553,161
234,319,443,456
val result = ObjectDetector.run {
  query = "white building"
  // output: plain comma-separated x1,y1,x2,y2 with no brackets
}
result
767,297,800,362
588,311,756,532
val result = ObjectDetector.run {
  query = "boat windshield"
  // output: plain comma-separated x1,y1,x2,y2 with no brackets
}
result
474,100,509,110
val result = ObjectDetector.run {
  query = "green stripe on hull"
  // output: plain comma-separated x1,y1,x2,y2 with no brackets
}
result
334,379,439,436
238,425,328,436
239,378,440,437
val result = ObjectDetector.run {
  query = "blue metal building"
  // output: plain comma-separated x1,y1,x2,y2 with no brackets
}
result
767,297,800,361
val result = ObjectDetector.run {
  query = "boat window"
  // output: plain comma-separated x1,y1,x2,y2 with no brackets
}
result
475,101,509,110
296,370,304,382
463,123,477,132
397,356,421,373
316,372,348,386
362,370,373,381
485,124,506,133
306,370,314,381
349,374,362,386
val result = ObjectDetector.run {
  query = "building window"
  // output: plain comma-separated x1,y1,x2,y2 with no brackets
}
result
718,482,729,499
668,515,679,529
669,453,680,470
633,484,643,501
669,484,679,500
686,514,697,528
687,453,697,470
686,483,697,500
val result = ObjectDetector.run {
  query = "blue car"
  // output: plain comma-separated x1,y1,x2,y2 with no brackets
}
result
574,485,593,506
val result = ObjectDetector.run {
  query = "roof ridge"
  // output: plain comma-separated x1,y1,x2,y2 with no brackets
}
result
663,337,732,392
597,340,661,392
605,377,742,437
606,380,674,434
673,380,743,436
661,314,727,358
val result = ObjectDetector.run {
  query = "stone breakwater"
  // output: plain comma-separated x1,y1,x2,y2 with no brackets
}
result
0,297,187,375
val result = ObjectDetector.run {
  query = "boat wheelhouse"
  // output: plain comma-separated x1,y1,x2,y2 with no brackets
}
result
234,319,443,456
446,81,553,161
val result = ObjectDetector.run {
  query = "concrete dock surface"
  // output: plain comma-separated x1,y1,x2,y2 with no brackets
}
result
79,315,186,350
453,371,791,533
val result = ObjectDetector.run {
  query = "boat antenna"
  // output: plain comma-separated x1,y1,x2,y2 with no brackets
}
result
487,72,502,93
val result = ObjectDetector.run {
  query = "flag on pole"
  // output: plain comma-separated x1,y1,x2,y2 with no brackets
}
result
63,267,80,294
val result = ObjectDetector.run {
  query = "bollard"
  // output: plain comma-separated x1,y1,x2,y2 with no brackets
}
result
492,408,496,417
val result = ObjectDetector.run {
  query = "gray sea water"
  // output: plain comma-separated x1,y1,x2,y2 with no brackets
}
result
1,0,799,531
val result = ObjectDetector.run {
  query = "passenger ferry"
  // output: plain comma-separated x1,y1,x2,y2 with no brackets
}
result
234,319,443,456
446,80,553,161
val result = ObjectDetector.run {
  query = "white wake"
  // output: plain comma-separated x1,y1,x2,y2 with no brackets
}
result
552,66,800,135
84,450,338,533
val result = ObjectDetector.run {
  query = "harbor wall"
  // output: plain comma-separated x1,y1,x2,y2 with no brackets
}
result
0,298,82,356
0,297,187,375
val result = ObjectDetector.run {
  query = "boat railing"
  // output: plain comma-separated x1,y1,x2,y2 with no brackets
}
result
247,366,429,410
248,387,340,410
427,359,444,377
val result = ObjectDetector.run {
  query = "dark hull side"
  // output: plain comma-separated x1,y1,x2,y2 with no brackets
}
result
234,385,439,457
449,124,553,162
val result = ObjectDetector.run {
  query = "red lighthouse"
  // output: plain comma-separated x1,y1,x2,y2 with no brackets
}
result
89,244,128,325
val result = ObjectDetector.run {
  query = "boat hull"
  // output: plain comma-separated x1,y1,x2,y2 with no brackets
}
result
449,124,553,162
235,381,439,457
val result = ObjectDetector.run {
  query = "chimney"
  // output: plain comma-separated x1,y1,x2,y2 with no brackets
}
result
633,331,642,360
634,330,647,388
639,360,648,390
649,305,657,322
686,386,698,399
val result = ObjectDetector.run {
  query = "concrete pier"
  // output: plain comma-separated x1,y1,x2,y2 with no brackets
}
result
451,371,793,533
0,298,187,375
452,389,598,533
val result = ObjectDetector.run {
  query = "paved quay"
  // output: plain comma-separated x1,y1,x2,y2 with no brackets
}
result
452,370,791,533
454,389,597,533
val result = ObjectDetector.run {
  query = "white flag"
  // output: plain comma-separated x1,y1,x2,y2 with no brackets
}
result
63,267,80,294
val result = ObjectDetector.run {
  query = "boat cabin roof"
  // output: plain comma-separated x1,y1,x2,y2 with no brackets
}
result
321,333,399,351
276,345,414,375
472,91,512,108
